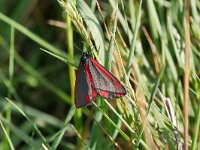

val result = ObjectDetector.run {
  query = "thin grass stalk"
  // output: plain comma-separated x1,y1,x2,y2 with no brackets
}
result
6,98,51,149
52,105,76,149
147,65,165,114
87,110,123,150
142,27,160,75
65,0,82,148
0,120,14,150
8,26,14,99
96,0,110,40
120,0,132,44
106,7,117,70
3,25,14,150
0,116,37,146
125,0,142,75
66,1,75,105
108,0,133,42
0,12,67,59
71,124,91,149
103,100,148,149
191,93,200,149
58,0,95,54
183,0,190,149
14,52,71,104
92,102,130,142
40,48,77,68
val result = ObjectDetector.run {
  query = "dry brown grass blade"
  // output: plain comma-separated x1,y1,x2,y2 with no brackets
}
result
96,0,110,40
183,0,190,149
142,27,161,76
137,91,156,149
158,90,182,150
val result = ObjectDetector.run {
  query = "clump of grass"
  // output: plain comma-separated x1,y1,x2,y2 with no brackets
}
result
0,0,200,149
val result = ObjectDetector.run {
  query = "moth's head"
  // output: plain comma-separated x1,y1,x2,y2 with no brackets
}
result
81,52,91,63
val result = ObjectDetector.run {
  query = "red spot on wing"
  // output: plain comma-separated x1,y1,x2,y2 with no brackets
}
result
76,102,80,108
100,90,109,98
85,95,90,103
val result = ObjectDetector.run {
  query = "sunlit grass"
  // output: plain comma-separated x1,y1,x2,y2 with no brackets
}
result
0,0,200,149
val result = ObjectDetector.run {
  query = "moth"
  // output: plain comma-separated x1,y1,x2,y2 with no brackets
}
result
75,52,126,108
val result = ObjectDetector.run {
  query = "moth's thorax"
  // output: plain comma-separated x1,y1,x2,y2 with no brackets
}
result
81,53,90,64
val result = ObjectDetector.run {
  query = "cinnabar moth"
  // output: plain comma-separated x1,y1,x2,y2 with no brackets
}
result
75,52,126,108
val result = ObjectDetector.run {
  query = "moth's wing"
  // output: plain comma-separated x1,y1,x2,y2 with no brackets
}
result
88,58,126,99
75,61,98,108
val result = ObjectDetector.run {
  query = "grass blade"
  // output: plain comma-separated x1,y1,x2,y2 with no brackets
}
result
147,65,165,114
125,0,142,75
0,12,68,59
0,119,15,150
77,0,105,64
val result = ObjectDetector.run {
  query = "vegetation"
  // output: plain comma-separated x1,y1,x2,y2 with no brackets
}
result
0,0,199,149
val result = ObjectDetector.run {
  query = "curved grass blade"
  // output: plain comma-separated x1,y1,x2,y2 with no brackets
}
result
125,0,142,75
52,105,76,149
0,115,38,147
5,97,50,149
0,119,14,150
106,7,118,70
77,0,105,64
147,65,165,114
40,48,77,69
0,12,68,59
15,52,71,104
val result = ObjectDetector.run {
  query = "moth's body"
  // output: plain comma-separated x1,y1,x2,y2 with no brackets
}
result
75,52,126,108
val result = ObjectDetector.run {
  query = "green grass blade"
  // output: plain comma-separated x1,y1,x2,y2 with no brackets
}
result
106,7,117,70
191,96,200,150
0,115,37,147
40,48,77,68
104,100,134,133
0,119,15,150
108,0,133,43
71,124,92,150
8,26,14,98
93,102,130,142
146,0,162,38
5,98,49,146
147,65,165,114
167,17,183,68
52,105,76,149
66,12,76,102
15,52,71,104
125,0,142,75
0,12,68,59
77,0,105,64
3,25,15,150
165,45,178,80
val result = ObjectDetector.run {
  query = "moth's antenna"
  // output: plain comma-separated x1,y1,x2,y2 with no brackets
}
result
74,43,83,52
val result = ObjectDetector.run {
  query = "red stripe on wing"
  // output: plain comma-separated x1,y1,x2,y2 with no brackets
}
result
99,90,109,98
90,58,123,89
89,58,126,99
75,61,98,108
83,63,98,102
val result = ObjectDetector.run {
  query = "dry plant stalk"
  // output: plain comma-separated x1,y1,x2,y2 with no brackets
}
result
57,0,93,50
142,27,161,76
183,0,190,149
158,90,182,150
